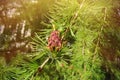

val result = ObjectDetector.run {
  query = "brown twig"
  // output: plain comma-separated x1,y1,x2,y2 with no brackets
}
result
92,7,107,62
38,57,50,72
32,57,50,80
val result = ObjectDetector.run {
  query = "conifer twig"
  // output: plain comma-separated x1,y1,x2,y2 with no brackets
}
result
70,0,85,26
30,57,50,80
38,57,50,72
92,7,107,62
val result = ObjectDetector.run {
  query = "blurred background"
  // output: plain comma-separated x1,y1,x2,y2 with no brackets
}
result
0,0,55,62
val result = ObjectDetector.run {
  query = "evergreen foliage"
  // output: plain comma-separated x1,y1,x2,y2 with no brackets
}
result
0,0,120,80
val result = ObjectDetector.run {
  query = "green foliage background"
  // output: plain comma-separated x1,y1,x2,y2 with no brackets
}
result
0,0,120,80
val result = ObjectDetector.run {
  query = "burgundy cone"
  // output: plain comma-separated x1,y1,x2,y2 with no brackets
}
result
48,30,62,51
